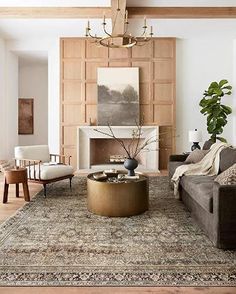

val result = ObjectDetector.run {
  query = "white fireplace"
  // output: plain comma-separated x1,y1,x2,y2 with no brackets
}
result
77,126,159,172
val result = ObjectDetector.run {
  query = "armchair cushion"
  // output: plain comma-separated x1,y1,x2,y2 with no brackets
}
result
28,164,74,180
15,145,50,163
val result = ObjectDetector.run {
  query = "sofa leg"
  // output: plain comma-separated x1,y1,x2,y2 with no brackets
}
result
43,184,47,197
69,177,72,189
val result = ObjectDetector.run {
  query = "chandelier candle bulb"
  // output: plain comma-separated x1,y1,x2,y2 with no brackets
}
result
144,16,147,27
87,20,90,29
125,10,128,22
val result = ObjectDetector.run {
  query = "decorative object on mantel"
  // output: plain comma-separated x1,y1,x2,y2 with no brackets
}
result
85,0,153,48
188,129,202,151
94,122,159,176
199,79,232,143
110,155,126,163
97,67,139,126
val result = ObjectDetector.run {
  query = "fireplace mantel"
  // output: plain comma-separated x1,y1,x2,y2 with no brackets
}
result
77,126,159,172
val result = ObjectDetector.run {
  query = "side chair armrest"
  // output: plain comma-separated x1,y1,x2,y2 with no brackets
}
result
14,158,42,180
50,154,72,165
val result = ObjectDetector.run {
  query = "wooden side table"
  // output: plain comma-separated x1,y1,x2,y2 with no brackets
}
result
3,168,30,203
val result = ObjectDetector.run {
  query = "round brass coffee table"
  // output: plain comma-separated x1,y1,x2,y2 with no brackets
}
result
87,171,149,217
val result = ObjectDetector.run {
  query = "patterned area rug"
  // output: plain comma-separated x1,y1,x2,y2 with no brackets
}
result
0,176,235,286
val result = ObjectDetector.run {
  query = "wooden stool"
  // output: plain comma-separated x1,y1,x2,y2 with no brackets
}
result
3,168,30,203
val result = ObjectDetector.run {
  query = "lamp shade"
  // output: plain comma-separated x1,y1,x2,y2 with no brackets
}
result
189,129,202,143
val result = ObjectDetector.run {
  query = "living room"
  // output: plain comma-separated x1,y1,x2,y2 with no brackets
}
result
0,1,236,293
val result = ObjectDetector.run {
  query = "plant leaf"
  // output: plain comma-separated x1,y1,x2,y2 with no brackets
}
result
219,79,228,87
216,136,227,143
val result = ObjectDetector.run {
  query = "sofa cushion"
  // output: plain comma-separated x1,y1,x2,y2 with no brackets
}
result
27,164,74,180
219,147,236,173
185,149,208,164
15,145,50,163
180,175,216,213
202,140,214,150
215,163,236,185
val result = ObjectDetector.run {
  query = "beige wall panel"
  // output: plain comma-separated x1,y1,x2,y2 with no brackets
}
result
154,39,174,58
108,61,130,67
63,126,77,146
63,81,82,102
109,48,130,59
63,104,83,124
139,83,150,104
132,42,152,58
60,38,176,169
86,104,97,125
154,60,173,81
86,40,108,58
159,148,172,170
132,61,151,83
140,104,151,124
63,60,82,80
63,39,84,58
86,62,108,80
159,126,173,148
154,83,174,102
63,147,77,169
154,105,173,125
86,83,97,104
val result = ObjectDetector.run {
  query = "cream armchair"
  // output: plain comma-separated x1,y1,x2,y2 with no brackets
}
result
14,145,74,197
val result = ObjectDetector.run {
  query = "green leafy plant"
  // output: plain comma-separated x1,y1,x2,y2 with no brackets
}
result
199,79,232,143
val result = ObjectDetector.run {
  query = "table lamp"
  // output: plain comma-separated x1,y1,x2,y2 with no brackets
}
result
189,129,202,151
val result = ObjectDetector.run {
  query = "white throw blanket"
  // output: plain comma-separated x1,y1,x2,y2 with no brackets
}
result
171,142,230,199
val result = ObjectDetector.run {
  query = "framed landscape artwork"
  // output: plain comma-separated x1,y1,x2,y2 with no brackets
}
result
18,98,34,134
97,67,139,126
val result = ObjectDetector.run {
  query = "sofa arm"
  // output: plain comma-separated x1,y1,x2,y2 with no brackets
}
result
213,182,236,249
169,154,188,162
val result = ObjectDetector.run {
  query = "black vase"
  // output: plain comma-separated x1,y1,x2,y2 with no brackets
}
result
124,158,138,176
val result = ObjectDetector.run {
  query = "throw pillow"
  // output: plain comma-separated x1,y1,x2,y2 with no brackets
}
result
215,163,236,185
185,149,209,164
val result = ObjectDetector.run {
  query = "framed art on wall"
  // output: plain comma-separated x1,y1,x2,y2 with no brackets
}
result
97,67,139,126
18,98,34,135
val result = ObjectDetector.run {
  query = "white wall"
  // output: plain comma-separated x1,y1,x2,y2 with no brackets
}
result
7,38,60,154
0,38,18,160
0,38,7,159
176,38,235,152
19,63,48,145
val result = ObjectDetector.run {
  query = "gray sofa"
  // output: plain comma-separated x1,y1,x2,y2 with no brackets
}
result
169,144,236,249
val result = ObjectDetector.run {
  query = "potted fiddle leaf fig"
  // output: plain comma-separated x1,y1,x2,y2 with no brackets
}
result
199,79,232,143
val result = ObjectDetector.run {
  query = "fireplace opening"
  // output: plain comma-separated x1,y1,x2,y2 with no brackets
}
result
90,138,145,168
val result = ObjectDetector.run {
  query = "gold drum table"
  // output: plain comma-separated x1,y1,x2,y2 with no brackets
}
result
87,172,149,217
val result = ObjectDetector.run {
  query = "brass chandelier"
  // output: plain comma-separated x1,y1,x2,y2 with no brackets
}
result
85,1,153,48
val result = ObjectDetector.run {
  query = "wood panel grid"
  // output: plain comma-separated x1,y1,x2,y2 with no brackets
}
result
60,38,176,170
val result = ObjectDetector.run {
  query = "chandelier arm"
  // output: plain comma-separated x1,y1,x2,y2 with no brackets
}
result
88,30,101,40
103,26,112,37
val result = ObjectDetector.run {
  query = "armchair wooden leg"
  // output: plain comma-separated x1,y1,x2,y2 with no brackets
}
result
3,181,9,203
22,183,30,202
16,183,19,198
43,184,47,197
69,177,72,189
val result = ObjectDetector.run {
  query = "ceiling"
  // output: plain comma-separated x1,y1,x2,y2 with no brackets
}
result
1,1,236,7
1,0,236,65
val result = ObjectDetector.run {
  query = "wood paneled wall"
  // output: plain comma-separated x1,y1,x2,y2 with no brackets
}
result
60,37,176,170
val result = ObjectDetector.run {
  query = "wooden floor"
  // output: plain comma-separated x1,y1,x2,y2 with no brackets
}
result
0,172,235,294
0,287,236,294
